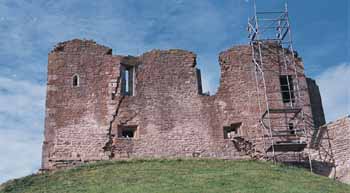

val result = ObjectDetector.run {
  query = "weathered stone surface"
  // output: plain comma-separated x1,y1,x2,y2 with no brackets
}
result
42,39,325,172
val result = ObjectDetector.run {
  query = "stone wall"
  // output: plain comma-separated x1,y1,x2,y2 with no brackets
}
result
42,40,117,169
312,116,350,184
42,39,319,170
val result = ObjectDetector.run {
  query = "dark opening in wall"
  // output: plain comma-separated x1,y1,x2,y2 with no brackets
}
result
280,75,295,103
288,123,295,135
106,49,112,55
196,68,203,95
121,66,134,96
223,122,242,139
111,92,116,100
72,74,79,87
118,125,137,139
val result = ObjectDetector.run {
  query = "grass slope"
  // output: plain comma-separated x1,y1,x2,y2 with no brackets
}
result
1,159,349,193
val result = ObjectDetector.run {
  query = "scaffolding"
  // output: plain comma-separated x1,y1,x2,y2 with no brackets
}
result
247,1,314,171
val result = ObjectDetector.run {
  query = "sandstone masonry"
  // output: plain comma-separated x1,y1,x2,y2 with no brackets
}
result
43,39,347,180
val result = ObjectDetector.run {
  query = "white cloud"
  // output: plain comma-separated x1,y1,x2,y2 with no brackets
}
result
0,0,245,81
0,130,42,184
316,63,350,122
0,77,45,114
0,77,45,183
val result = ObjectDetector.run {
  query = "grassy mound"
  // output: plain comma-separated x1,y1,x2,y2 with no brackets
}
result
1,159,349,193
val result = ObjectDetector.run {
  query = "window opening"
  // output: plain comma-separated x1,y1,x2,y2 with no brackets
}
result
121,66,134,96
118,126,137,139
125,69,129,94
111,92,116,100
280,75,295,103
72,74,79,87
288,123,295,135
223,122,242,139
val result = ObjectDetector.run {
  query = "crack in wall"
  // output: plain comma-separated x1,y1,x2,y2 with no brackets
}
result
103,74,125,159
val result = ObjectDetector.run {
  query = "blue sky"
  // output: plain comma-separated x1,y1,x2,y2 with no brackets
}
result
0,0,349,183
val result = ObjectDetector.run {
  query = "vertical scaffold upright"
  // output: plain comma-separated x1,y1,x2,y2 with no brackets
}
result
247,1,313,172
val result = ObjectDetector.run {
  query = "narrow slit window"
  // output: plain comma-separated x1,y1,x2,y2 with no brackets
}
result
111,92,116,100
121,66,134,96
288,123,295,135
72,74,79,87
279,75,295,103
125,69,129,94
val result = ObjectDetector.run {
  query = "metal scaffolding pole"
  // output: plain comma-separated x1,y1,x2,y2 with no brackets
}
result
247,0,313,171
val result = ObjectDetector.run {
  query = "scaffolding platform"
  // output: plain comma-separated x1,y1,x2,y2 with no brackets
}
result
247,1,314,172
265,129,304,137
267,142,307,152
262,108,301,119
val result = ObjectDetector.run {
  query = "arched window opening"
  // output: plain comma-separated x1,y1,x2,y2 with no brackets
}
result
72,74,79,87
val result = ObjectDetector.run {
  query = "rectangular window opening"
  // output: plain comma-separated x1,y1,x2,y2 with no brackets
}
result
223,122,242,139
288,123,295,135
72,74,79,87
118,126,137,139
121,66,134,96
279,75,295,103
125,69,129,93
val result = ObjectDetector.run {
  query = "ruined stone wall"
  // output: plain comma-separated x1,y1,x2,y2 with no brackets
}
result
110,49,212,158
107,49,247,159
215,46,261,149
312,116,350,184
42,40,118,169
216,43,314,157
42,39,318,170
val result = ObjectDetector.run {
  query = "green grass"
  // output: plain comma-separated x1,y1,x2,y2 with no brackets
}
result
1,159,349,193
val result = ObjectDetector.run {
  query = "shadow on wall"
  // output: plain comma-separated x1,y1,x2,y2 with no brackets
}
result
310,116,350,184
312,160,336,178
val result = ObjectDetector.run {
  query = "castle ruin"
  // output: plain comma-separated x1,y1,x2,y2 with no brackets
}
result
41,5,350,184
42,39,321,166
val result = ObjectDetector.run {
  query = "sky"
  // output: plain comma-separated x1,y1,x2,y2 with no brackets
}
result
0,0,349,183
